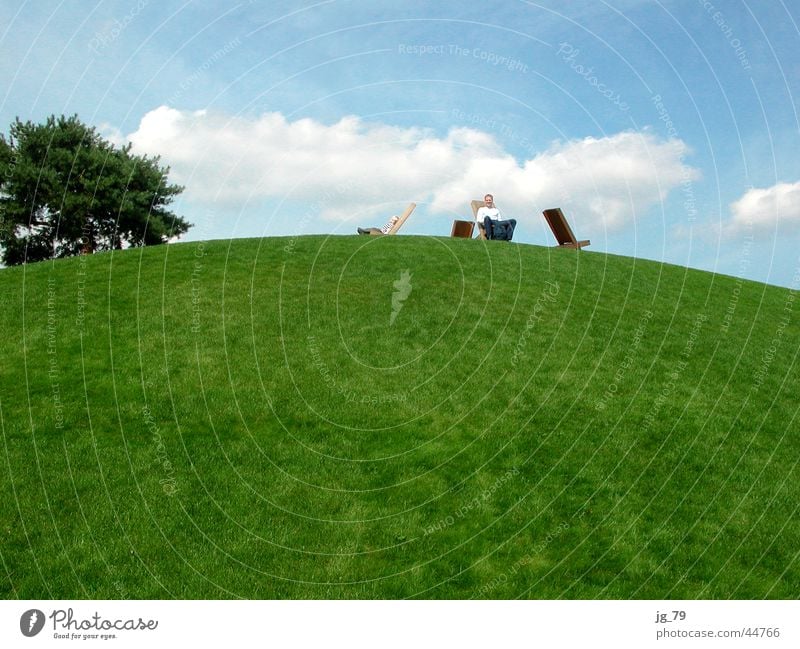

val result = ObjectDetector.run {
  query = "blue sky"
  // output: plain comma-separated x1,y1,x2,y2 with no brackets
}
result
2,0,799,286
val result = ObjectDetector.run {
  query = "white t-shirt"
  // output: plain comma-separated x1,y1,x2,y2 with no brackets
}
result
476,206,502,221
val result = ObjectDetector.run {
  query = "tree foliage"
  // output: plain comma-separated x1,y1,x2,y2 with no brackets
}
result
0,114,190,265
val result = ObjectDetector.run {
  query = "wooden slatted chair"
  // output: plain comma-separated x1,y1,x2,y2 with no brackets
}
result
470,199,488,240
385,203,416,235
542,208,590,249
450,219,475,238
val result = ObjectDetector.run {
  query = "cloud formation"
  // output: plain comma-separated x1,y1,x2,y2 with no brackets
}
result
725,181,800,236
125,106,698,232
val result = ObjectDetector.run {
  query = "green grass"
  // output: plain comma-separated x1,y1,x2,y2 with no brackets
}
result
1,234,798,599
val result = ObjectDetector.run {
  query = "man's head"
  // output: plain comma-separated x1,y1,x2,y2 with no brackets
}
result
484,194,494,207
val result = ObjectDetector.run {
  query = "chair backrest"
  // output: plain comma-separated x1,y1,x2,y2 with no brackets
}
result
470,199,488,239
450,220,475,238
542,208,579,245
470,199,486,220
386,203,416,235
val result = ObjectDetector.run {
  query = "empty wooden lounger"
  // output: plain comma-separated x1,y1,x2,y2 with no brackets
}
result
450,219,475,238
542,208,590,249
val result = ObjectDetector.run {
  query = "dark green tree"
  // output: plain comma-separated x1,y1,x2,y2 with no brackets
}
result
0,114,190,265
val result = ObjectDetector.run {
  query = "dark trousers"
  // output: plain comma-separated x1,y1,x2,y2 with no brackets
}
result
484,216,517,241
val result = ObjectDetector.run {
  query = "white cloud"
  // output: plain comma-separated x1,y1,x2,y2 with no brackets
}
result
98,123,125,148
724,181,800,236
125,106,698,231
430,131,697,232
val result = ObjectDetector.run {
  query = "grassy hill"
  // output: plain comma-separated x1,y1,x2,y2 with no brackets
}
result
1,234,798,599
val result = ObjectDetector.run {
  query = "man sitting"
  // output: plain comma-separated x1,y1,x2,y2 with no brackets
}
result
357,215,399,235
476,193,516,241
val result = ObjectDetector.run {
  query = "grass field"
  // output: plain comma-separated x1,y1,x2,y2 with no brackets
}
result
1,234,798,599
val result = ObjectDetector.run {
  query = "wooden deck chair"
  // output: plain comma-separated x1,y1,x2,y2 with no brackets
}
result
470,200,488,240
542,208,590,249
385,202,416,235
450,219,475,238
